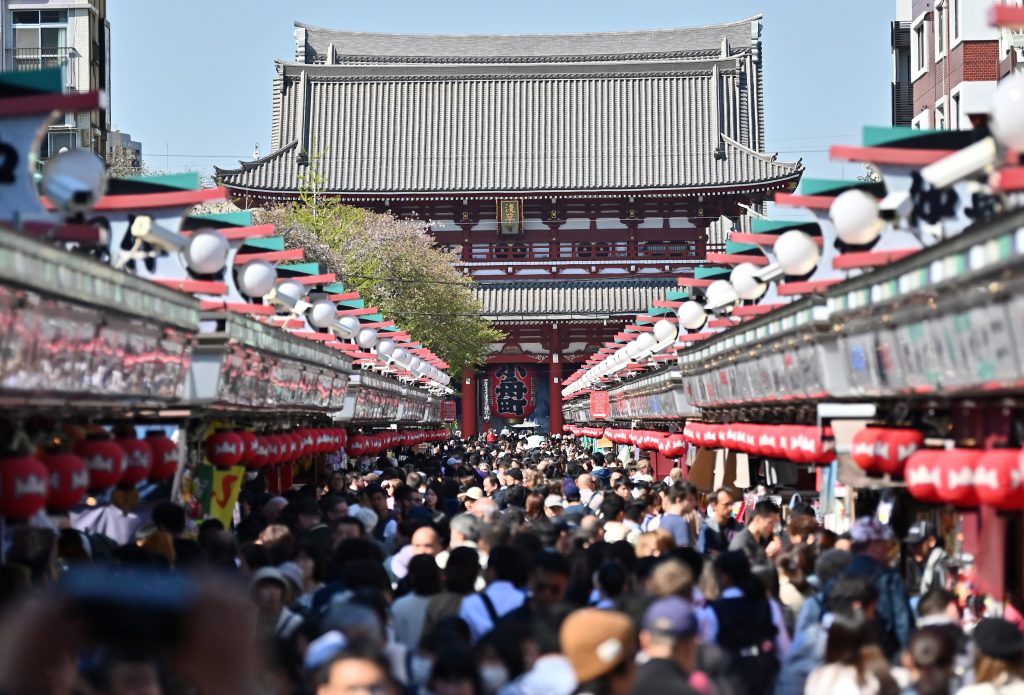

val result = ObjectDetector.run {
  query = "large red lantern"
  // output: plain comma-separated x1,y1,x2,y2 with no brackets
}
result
41,451,88,511
660,434,687,458
851,428,885,473
347,435,368,457
0,455,48,519
905,449,943,503
757,426,782,459
975,449,1024,510
235,431,259,467
936,449,981,507
145,431,179,482
205,431,244,469
298,430,316,458
874,429,924,477
117,437,153,486
76,436,126,492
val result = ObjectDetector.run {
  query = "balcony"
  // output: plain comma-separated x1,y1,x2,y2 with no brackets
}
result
891,21,910,50
5,47,76,89
892,81,913,127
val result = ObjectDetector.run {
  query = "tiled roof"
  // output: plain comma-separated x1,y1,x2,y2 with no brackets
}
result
217,18,803,198
473,278,676,321
295,17,761,63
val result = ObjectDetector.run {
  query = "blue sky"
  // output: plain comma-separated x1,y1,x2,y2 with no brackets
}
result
107,0,893,181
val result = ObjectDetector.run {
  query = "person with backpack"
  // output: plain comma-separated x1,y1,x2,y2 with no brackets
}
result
706,551,782,695
842,517,915,661
459,545,529,642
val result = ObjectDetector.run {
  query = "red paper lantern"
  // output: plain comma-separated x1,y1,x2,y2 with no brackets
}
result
975,449,1024,510
76,437,126,491
283,433,302,462
0,455,48,519
660,434,687,458
905,450,943,503
757,426,782,459
235,431,259,466
874,429,924,477
117,437,153,486
145,431,179,482
298,430,316,458
205,431,244,469
41,451,88,511
851,428,885,473
246,436,270,470
936,449,981,507
347,435,368,457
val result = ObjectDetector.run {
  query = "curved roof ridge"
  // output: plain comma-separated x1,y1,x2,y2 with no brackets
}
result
293,17,761,61
214,140,298,176
293,16,762,41
721,135,803,170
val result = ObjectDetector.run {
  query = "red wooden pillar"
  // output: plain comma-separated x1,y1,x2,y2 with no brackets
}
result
461,368,478,438
549,359,563,435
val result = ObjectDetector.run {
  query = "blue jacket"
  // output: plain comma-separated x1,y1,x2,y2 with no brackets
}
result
843,554,915,659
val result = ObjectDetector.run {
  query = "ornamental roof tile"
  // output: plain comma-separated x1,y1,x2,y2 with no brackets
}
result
216,18,802,198
294,17,760,63
472,278,676,321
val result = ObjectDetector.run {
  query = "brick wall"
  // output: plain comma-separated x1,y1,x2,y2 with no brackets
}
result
961,41,999,80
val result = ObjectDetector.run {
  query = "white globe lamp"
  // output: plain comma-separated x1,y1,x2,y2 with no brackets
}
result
653,319,678,343
992,71,1024,151
308,299,337,329
185,229,229,274
393,348,411,368
730,263,767,301
773,230,820,277
336,315,361,338
237,260,277,297
830,189,883,246
356,328,378,350
706,279,739,308
635,332,657,353
377,339,396,358
626,340,644,359
276,279,307,303
678,301,708,330
42,149,107,215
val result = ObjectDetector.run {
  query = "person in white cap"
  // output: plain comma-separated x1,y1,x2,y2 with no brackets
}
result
544,495,566,520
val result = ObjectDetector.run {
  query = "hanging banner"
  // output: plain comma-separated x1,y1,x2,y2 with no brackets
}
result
489,364,536,418
590,390,611,419
440,400,457,422
195,463,245,528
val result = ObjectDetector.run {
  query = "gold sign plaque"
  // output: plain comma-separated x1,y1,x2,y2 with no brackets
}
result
497,199,522,236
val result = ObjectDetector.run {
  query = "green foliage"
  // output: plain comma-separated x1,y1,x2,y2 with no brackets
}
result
261,151,502,375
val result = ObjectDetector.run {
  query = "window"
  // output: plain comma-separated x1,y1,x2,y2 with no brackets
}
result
951,0,960,41
39,130,77,160
11,9,68,72
921,23,929,71
952,91,961,130
935,98,947,130
935,2,946,60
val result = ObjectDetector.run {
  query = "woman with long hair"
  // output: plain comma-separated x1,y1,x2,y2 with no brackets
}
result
806,610,900,694
956,617,1024,694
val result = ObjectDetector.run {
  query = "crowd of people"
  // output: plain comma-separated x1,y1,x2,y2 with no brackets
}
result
0,431,1020,695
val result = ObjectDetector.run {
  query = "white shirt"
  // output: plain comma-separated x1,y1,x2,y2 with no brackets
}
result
458,580,526,642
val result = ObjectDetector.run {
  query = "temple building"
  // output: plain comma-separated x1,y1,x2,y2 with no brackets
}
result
215,16,803,435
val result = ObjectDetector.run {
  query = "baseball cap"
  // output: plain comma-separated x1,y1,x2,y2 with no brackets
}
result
544,494,565,509
458,486,485,501
902,520,937,545
250,567,288,590
560,609,635,683
850,517,894,544
643,596,698,639
277,562,304,593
